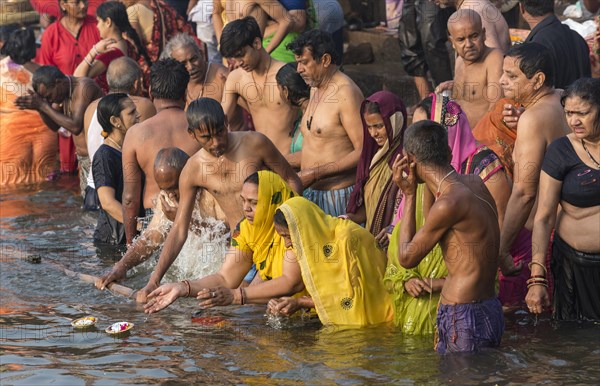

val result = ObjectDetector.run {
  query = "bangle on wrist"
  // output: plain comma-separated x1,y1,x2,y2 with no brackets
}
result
181,279,191,297
240,287,246,305
84,56,93,67
528,261,547,276
92,45,99,57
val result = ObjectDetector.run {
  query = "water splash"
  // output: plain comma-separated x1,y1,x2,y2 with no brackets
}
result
130,192,230,282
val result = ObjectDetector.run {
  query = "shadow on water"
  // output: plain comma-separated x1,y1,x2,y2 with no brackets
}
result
1,180,600,384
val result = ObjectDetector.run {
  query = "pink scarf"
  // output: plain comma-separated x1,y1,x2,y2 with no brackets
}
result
392,93,476,224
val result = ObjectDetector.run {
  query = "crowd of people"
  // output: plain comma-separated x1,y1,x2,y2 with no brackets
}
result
0,0,598,355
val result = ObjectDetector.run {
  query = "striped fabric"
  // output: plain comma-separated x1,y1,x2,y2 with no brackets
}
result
302,185,354,217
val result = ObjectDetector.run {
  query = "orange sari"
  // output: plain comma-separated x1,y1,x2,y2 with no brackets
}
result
472,97,522,178
0,58,58,186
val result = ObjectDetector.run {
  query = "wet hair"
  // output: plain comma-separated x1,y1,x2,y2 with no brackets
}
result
96,1,151,65
505,42,554,88
150,59,190,100
97,93,130,135
154,147,190,173
561,78,600,130
32,65,66,93
219,17,262,58
107,57,141,93
161,33,202,60
244,172,259,186
287,29,340,65
403,120,451,167
187,97,226,134
273,209,288,228
363,101,381,115
0,27,36,64
276,62,309,107
519,0,554,17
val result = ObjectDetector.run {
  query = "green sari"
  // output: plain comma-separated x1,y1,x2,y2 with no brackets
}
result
383,184,447,335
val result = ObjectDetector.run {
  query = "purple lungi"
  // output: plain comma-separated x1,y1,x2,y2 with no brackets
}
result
435,297,504,354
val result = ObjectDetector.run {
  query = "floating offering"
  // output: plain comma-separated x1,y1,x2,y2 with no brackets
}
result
71,316,97,328
105,321,134,335
191,310,227,327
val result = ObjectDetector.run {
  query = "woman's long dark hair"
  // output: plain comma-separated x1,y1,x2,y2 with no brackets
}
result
96,1,151,66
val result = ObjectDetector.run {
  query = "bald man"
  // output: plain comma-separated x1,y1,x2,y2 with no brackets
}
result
96,147,227,290
436,9,504,128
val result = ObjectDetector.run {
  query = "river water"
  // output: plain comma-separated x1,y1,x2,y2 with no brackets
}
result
1,178,599,385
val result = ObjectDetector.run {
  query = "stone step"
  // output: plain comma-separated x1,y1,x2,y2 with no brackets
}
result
342,62,420,106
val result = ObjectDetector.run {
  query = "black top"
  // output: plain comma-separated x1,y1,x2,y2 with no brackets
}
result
525,15,591,89
92,144,125,245
542,136,600,208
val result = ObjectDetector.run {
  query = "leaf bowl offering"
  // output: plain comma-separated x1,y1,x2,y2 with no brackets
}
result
71,316,97,328
105,321,134,335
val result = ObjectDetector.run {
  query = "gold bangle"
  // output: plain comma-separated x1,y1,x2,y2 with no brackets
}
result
528,261,547,276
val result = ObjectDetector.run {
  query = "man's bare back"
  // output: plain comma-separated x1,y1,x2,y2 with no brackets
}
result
393,121,501,305
512,90,568,230
436,174,500,303
123,108,201,209
299,70,364,190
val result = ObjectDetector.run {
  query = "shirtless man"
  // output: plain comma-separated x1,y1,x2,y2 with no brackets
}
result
122,59,202,245
436,9,504,128
287,29,364,216
215,0,295,56
136,98,302,302
15,65,104,197
220,17,297,154
437,0,510,52
83,57,157,206
96,147,227,290
392,120,504,354
160,33,245,131
497,42,569,274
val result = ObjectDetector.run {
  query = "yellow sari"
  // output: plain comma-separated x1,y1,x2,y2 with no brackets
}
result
384,185,447,335
231,171,297,280
278,197,393,327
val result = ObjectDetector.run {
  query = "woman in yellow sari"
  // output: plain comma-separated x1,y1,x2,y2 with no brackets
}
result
268,197,394,327
145,170,303,313
344,91,407,250
0,28,58,186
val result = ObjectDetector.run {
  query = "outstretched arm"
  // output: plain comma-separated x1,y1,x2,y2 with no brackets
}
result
96,203,168,290
196,249,303,308
144,246,253,313
137,162,199,302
